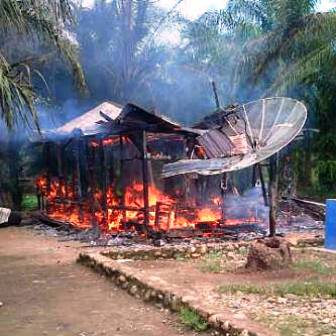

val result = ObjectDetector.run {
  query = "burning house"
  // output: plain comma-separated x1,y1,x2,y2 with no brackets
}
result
34,97,307,238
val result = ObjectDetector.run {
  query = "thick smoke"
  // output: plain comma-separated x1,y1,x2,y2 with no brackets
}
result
33,1,234,131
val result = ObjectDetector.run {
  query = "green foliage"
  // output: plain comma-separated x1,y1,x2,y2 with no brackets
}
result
219,283,267,295
315,160,336,184
75,0,172,104
21,194,38,211
0,0,86,130
219,280,336,298
179,308,208,332
181,0,336,197
292,260,335,275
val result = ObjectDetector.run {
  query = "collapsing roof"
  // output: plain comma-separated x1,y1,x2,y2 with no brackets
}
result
38,97,307,177
45,101,123,139
162,97,307,177
40,101,198,141
97,103,200,136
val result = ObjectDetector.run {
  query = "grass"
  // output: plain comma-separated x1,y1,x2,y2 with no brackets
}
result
199,251,222,273
274,315,308,336
220,283,267,295
219,279,336,298
21,194,38,211
253,313,336,336
292,260,335,275
179,308,208,332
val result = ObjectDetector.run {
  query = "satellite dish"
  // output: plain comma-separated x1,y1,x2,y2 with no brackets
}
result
162,97,307,177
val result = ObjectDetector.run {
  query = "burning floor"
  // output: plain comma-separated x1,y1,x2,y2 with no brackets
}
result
27,196,324,251
35,175,272,241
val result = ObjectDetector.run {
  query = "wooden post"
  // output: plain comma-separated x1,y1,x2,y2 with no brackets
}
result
56,143,63,197
74,136,83,222
36,183,42,211
142,131,150,230
252,165,257,186
257,163,268,206
84,138,95,227
211,81,221,109
99,139,107,222
269,155,279,237
42,142,52,212
119,136,126,222
220,173,228,223
44,142,51,195
63,146,69,199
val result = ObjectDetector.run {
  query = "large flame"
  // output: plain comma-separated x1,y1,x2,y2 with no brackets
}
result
36,175,260,233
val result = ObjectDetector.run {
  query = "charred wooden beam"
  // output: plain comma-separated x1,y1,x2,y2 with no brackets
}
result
74,136,84,222
99,139,107,214
257,163,268,206
291,197,325,220
142,130,150,231
84,139,97,227
56,143,64,197
119,135,126,222
34,212,81,231
107,205,146,212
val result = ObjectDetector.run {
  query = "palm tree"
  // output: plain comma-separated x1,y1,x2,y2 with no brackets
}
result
183,0,336,100
0,0,85,130
226,0,336,97
76,0,173,104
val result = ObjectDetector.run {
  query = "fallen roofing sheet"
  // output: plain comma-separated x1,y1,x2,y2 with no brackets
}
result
162,97,307,177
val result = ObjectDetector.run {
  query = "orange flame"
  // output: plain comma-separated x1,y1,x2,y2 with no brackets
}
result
36,175,261,233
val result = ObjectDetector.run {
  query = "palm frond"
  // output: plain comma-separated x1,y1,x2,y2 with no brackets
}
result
0,53,38,130
0,0,86,130
238,11,336,85
266,44,334,95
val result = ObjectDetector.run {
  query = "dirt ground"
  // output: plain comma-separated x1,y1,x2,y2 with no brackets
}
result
98,247,336,336
0,227,202,336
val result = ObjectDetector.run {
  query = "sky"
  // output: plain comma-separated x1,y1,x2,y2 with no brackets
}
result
79,0,336,45
159,0,335,18
82,0,336,19
157,0,227,20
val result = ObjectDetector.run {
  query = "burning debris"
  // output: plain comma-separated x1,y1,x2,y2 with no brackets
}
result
33,97,308,240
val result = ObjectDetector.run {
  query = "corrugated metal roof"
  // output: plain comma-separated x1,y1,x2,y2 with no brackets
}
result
55,101,122,136
162,97,308,177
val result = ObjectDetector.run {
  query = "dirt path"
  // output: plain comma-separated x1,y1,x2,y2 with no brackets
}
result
0,227,198,336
